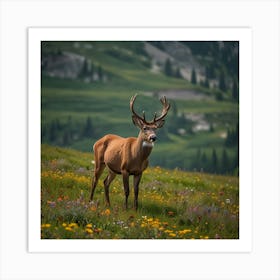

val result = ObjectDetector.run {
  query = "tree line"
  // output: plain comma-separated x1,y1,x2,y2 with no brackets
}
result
191,148,239,175
42,116,96,147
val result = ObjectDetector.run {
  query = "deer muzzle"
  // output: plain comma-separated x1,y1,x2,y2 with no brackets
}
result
148,134,157,142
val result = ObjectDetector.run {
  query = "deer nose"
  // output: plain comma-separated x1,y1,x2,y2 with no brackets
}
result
149,134,157,142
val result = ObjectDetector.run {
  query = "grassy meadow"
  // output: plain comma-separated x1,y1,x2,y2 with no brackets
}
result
41,145,239,239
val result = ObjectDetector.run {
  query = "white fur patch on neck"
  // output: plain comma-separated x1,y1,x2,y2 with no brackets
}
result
142,141,154,148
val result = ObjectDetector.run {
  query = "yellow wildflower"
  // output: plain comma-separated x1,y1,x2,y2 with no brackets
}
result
85,228,93,234
178,229,192,235
65,227,73,231
69,222,78,228
41,223,51,228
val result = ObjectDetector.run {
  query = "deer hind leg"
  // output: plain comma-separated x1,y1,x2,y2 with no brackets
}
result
103,170,116,206
90,163,105,201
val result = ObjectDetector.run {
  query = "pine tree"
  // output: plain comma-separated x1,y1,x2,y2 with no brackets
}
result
164,58,173,77
201,152,208,172
219,71,227,92
221,149,229,174
209,123,214,133
232,79,239,101
98,65,103,81
175,67,182,79
194,149,201,171
191,68,197,84
83,117,94,138
211,149,218,173
63,131,71,146
204,78,210,88
49,120,57,142
79,59,88,78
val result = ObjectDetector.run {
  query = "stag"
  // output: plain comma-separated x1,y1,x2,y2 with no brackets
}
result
89,94,170,210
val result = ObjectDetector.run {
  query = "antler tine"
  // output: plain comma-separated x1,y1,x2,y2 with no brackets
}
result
153,112,157,122
130,94,146,122
142,111,146,122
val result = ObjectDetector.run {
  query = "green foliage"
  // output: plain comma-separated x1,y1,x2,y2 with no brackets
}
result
41,145,239,239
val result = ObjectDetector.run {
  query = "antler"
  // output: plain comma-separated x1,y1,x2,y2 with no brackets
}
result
152,96,171,123
130,94,170,124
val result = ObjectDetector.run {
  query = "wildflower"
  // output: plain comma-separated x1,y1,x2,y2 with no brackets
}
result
104,209,111,216
69,222,78,228
225,198,231,204
62,223,67,227
65,227,73,231
85,228,93,234
86,224,93,228
169,233,176,237
178,229,192,235
41,223,51,228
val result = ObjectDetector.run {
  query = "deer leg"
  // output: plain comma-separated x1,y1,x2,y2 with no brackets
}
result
133,174,142,210
103,170,116,207
122,171,130,209
90,164,105,201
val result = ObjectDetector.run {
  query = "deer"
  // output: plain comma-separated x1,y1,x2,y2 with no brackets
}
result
89,94,170,210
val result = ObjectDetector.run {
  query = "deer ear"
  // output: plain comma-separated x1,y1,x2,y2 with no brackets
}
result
132,115,144,128
155,119,165,128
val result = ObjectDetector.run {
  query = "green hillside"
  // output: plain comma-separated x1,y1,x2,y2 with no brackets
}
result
41,41,239,174
41,145,239,239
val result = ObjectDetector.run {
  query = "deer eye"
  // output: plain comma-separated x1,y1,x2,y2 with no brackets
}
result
143,126,148,131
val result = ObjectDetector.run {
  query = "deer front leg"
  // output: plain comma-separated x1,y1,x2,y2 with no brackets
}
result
133,174,142,210
122,171,130,209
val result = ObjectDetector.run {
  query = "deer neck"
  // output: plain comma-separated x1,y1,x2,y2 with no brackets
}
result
135,131,154,160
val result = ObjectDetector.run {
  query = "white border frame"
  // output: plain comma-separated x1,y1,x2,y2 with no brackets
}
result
28,27,252,253
1,1,279,279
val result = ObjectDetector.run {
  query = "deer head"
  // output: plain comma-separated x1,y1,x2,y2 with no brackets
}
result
130,94,170,144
